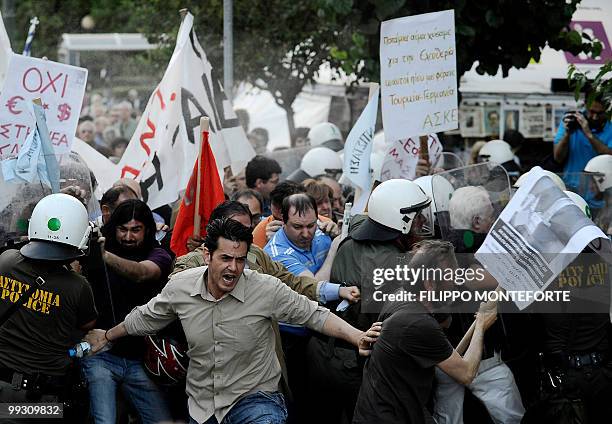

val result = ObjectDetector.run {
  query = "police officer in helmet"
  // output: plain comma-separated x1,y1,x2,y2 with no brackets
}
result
0,193,97,423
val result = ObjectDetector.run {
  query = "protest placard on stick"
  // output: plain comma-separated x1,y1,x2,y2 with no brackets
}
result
0,53,87,159
380,10,458,142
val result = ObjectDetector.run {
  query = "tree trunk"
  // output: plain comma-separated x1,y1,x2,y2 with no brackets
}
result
286,105,296,147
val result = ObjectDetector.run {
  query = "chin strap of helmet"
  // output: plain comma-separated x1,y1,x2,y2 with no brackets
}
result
0,276,45,330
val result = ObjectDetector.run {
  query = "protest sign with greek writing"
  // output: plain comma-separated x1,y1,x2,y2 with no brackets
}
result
380,10,458,141
0,53,87,159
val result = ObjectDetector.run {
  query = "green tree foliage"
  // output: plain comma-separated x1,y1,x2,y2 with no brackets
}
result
320,0,602,80
568,61,612,118
12,0,136,60
9,1,602,135
11,0,335,138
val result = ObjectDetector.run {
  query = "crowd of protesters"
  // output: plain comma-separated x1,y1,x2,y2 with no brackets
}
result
0,84,610,424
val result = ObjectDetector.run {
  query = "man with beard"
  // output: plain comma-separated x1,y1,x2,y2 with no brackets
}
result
81,199,173,423
306,179,432,424
553,94,612,191
353,240,498,424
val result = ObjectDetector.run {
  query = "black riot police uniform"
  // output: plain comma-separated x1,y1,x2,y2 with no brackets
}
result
0,240,97,423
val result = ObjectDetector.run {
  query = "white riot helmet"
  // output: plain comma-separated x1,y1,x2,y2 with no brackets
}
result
564,191,592,218
513,169,567,190
307,122,344,151
21,193,91,261
352,179,431,241
584,154,612,192
414,175,455,236
478,140,514,165
288,147,343,182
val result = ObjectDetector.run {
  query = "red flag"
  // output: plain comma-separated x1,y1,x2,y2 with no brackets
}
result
170,129,225,257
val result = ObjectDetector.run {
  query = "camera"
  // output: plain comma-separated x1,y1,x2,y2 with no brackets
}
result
563,110,586,132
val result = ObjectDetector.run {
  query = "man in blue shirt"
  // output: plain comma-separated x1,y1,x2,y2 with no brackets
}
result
264,193,345,424
265,193,341,281
553,97,612,192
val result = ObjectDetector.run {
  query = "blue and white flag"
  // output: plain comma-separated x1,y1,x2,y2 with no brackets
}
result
33,100,60,192
3,123,42,183
1,102,58,191
342,86,380,191
22,16,39,57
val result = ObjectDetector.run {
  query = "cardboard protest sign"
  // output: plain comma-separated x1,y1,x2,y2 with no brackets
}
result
0,53,87,159
380,10,458,141
379,133,443,181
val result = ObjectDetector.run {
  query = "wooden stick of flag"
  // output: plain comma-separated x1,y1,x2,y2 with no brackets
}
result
419,135,429,162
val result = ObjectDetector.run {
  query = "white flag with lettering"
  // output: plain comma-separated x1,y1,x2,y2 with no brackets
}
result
114,12,255,209
342,87,379,191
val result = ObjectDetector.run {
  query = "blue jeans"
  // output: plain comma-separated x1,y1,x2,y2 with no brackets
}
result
190,391,287,424
81,351,172,424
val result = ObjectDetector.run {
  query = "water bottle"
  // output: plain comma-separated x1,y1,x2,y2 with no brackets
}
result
68,340,113,358
68,341,91,358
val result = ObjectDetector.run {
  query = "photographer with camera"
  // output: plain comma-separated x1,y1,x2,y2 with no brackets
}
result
553,94,612,190
0,193,97,423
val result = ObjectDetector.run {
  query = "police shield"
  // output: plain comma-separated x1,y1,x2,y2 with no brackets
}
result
432,162,511,252
0,152,99,247
559,172,595,210
432,151,465,172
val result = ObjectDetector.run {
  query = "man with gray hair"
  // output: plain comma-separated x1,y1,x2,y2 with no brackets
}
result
448,186,495,234
435,185,525,424
114,101,137,140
